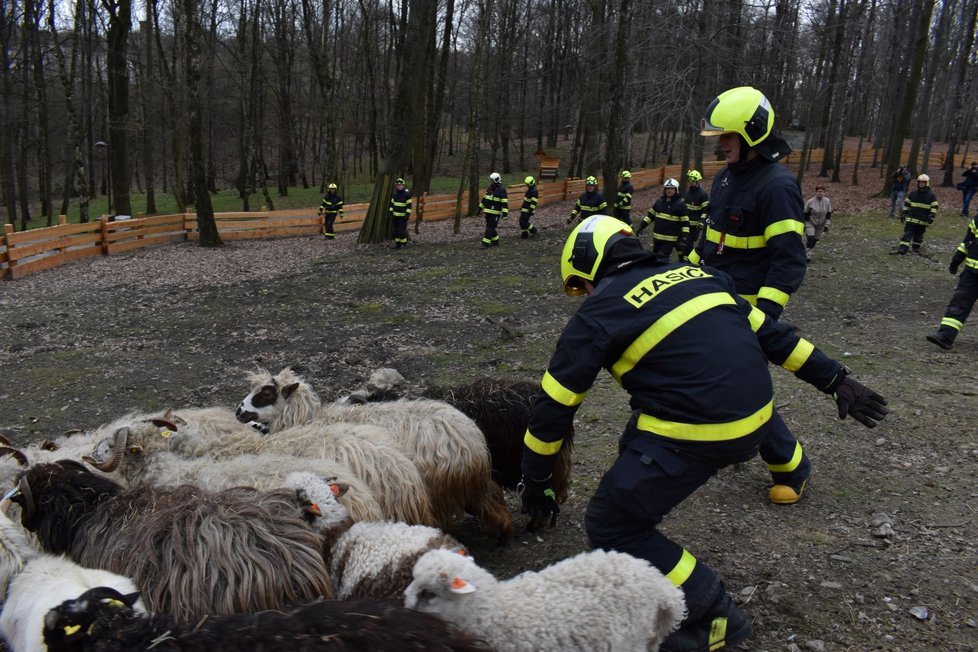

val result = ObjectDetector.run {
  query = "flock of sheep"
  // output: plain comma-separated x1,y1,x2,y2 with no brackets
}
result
0,367,687,651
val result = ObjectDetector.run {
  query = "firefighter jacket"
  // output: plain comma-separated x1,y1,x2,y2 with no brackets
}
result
903,187,938,225
569,190,607,222
689,157,806,311
955,217,978,270
520,185,539,218
683,185,710,229
614,181,634,211
319,192,344,218
521,257,844,481
481,183,509,219
390,187,412,219
639,195,689,244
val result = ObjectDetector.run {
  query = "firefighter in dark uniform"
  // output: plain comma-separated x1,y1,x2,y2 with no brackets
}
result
613,170,634,224
519,175,539,239
318,183,344,240
566,176,607,225
926,216,978,349
518,215,888,652
389,178,412,249
480,172,508,248
690,86,812,506
636,178,689,263
893,174,939,254
682,170,710,259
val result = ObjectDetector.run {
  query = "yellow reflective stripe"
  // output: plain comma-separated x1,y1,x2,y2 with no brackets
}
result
612,293,736,380
688,250,702,265
767,442,803,473
653,234,680,242
665,548,696,586
636,400,772,441
523,429,564,456
653,212,685,221
541,371,586,407
764,219,804,239
941,317,963,331
782,338,815,372
704,227,766,249
906,201,932,209
741,293,758,305
757,286,790,307
747,306,766,332
708,617,728,651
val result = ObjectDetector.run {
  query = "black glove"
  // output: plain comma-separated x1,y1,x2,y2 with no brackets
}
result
566,215,576,225
518,477,559,531
949,251,966,275
755,298,784,321
634,223,646,235
833,375,889,428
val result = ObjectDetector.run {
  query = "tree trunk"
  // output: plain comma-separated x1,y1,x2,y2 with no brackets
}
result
183,0,221,246
104,0,133,218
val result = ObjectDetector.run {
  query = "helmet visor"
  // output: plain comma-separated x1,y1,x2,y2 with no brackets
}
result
563,275,588,297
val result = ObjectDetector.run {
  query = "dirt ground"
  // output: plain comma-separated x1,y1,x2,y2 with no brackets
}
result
0,176,976,651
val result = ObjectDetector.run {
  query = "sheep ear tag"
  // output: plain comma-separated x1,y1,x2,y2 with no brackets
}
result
63,625,82,636
450,577,475,594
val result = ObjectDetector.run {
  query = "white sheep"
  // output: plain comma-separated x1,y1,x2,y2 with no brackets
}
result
287,472,465,601
237,367,512,540
404,548,687,652
0,508,145,652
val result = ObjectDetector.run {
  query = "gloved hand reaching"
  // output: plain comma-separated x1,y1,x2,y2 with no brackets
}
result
833,375,889,428
518,476,559,531
949,251,966,275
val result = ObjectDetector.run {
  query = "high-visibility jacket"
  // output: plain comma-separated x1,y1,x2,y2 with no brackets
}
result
690,158,806,311
481,183,509,218
614,181,634,211
319,192,344,218
683,186,710,229
521,259,843,480
390,188,412,219
903,187,938,225
639,195,688,243
521,185,539,217
569,190,607,222
956,217,978,270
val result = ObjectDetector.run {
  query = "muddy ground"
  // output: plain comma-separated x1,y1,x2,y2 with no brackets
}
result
0,180,976,651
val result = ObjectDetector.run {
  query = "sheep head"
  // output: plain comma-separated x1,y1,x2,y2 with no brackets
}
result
285,472,349,530
43,586,142,650
81,427,130,472
236,367,319,432
404,549,490,614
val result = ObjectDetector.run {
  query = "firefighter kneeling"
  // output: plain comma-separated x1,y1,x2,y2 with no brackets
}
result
519,215,888,651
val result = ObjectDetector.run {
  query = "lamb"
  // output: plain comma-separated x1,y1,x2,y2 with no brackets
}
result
85,420,436,525
10,460,334,623
236,367,513,540
404,548,687,652
42,586,491,652
0,508,146,652
428,377,575,503
288,472,464,601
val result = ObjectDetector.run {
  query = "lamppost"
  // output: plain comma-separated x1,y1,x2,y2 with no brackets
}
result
94,140,113,217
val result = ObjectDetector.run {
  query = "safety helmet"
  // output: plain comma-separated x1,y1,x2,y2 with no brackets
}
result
663,178,680,191
524,175,535,186
489,172,502,184
620,170,631,179
327,183,337,191
687,170,702,182
560,215,634,297
585,176,598,186
395,178,405,185
700,86,775,148
917,174,930,184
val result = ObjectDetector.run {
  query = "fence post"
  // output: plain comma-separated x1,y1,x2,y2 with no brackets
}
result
3,223,12,279
100,215,110,255
58,214,67,225
563,178,570,201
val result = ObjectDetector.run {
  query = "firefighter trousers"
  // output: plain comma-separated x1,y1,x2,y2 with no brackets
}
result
759,409,811,489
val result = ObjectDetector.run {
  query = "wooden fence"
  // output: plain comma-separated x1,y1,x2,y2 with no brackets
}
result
0,147,946,280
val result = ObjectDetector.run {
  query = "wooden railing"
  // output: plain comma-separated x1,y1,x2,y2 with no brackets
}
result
0,147,947,280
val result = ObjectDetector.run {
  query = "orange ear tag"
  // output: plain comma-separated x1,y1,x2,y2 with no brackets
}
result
450,577,476,594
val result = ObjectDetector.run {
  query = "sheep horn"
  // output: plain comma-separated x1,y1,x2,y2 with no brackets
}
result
15,476,35,525
0,434,10,446
0,447,28,467
148,418,179,431
59,428,84,438
81,428,128,472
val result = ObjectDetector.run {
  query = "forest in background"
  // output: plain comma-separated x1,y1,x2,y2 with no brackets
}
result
1,0,976,240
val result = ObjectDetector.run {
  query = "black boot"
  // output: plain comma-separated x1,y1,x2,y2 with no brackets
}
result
926,329,956,350
662,582,751,652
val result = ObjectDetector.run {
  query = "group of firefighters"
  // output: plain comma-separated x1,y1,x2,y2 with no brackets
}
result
308,85,975,651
